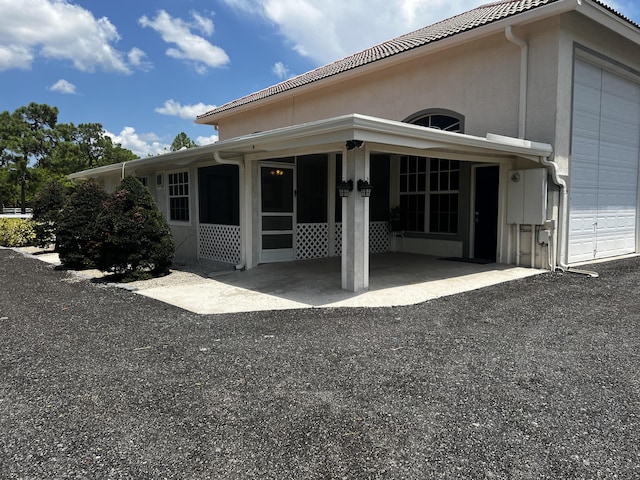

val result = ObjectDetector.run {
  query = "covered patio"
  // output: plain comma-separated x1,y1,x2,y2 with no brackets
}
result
206,114,554,292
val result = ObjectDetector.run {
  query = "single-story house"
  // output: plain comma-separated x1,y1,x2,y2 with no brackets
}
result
70,0,640,292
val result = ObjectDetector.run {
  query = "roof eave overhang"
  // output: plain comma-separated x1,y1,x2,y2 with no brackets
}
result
196,0,589,126
577,0,640,46
69,114,552,181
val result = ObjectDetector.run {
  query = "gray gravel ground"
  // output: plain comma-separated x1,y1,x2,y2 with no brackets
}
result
1,248,639,479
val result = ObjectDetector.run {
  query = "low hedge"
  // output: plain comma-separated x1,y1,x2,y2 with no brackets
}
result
0,218,37,247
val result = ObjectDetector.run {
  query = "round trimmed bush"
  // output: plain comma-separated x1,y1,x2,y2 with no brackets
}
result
94,176,174,280
56,179,107,269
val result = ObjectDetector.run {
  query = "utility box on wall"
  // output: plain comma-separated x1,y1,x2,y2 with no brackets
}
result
507,168,547,225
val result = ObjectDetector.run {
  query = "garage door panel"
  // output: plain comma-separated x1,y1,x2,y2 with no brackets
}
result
569,58,640,263
575,59,602,87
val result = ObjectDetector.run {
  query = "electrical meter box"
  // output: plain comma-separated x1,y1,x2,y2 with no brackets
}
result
507,168,547,225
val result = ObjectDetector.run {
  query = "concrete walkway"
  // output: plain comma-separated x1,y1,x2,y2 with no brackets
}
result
18,248,545,314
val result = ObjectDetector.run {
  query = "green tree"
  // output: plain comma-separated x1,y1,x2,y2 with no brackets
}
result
50,122,137,175
0,103,59,213
0,104,137,211
170,132,197,151
94,176,174,280
56,180,107,269
31,180,68,247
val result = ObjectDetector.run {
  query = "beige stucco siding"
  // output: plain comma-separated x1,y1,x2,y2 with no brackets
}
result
214,25,573,149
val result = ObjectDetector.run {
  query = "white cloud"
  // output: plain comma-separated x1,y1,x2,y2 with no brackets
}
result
106,127,169,157
196,134,219,146
139,10,230,73
190,11,215,36
127,47,152,71
0,0,140,73
272,61,291,79
155,99,217,120
49,79,77,94
220,0,493,65
0,45,33,70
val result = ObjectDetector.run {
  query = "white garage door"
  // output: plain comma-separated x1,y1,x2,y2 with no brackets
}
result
568,58,640,263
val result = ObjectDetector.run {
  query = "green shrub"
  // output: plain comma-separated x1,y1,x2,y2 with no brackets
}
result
56,179,107,269
0,218,37,247
94,176,174,280
31,181,68,248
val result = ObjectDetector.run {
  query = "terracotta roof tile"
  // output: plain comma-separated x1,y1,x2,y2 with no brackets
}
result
197,0,636,121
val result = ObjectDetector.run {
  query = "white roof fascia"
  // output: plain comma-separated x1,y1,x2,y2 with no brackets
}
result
69,114,553,182
198,0,581,125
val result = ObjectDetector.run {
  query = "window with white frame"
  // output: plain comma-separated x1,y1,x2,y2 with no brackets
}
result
399,110,463,234
168,171,189,222
399,156,459,234
428,158,459,234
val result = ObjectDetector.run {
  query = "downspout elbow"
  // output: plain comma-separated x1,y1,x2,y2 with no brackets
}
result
538,155,598,277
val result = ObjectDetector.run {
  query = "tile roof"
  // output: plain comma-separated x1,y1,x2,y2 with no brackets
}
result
197,0,636,121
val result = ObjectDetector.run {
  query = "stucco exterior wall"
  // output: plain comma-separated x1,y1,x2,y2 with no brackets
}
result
215,26,568,147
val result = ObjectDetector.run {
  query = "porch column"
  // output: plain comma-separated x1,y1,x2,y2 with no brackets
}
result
341,144,370,292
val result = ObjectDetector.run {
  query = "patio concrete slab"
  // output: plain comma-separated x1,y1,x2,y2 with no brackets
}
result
14,248,545,314
132,254,545,314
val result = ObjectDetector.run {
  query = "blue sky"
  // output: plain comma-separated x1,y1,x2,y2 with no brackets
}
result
1,0,638,157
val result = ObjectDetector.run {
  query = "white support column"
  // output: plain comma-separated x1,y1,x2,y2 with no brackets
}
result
341,144,370,292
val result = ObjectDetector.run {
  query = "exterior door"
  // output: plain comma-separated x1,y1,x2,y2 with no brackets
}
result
473,165,499,261
260,164,295,263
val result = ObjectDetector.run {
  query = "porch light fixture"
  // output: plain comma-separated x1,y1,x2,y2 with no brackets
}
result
357,179,373,197
337,179,353,198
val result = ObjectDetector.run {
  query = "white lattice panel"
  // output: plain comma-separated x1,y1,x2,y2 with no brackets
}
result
332,222,389,255
370,221,390,253
334,223,342,256
199,224,241,264
296,223,329,259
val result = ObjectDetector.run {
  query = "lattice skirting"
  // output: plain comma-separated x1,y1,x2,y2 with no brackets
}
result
333,221,389,256
296,223,329,259
199,224,241,264
334,223,342,256
198,222,388,263
370,221,390,253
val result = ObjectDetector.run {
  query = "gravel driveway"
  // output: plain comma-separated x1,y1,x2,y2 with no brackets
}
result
1,248,639,479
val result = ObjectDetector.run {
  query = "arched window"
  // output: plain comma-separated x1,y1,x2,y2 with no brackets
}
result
398,110,464,234
403,109,464,133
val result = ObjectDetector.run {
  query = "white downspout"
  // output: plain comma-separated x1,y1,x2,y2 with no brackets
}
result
505,27,596,276
121,162,126,179
538,155,598,277
505,26,528,140
213,151,246,271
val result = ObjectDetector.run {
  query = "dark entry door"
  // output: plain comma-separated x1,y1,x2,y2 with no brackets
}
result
473,166,499,262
